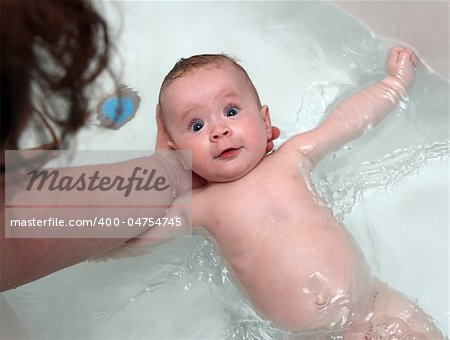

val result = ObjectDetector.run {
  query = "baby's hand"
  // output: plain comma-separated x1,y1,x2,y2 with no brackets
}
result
385,46,417,88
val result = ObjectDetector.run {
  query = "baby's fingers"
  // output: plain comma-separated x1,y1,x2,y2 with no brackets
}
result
388,47,417,69
398,49,417,68
386,46,417,87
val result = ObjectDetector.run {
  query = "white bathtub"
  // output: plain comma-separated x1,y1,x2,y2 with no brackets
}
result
1,1,448,338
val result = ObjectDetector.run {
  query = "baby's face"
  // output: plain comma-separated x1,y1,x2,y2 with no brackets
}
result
160,65,272,182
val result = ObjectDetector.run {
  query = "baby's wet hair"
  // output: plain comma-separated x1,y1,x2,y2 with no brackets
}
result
158,54,262,110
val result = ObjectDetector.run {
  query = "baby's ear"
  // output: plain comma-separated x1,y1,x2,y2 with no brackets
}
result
260,105,272,139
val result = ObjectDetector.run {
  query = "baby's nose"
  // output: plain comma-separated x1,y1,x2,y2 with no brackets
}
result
210,126,231,141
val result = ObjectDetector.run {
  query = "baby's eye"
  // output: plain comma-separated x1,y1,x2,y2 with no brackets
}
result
225,106,239,117
189,119,204,132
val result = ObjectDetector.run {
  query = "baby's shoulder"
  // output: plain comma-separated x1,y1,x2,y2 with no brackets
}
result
266,140,315,172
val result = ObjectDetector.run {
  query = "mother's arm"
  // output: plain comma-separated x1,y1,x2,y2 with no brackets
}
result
0,153,188,291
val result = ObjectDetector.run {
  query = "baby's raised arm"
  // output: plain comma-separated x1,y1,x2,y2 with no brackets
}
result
290,46,416,165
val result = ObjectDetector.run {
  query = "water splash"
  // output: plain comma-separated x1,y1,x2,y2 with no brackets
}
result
312,141,449,221
186,237,230,285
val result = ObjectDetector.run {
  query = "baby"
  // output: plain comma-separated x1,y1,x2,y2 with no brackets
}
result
145,47,444,338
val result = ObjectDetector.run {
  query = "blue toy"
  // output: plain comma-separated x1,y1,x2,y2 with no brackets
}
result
97,84,141,130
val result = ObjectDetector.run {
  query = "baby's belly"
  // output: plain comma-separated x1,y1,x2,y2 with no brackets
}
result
215,218,373,332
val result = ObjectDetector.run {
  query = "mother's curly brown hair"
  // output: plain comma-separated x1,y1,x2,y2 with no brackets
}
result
1,0,112,150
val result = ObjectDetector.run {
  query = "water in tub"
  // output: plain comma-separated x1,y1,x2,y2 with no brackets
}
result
2,1,448,339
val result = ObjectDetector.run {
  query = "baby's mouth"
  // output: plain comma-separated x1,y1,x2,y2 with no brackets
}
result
215,147,242,160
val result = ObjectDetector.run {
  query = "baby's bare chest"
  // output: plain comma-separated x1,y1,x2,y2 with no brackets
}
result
199,154,334,252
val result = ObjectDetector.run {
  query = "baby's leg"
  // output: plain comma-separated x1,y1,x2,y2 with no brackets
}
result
360,280,445,339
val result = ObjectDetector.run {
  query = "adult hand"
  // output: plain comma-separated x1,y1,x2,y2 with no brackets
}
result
155,105,207,189
267,126,280,153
